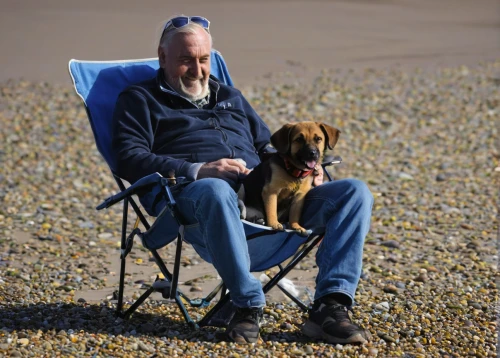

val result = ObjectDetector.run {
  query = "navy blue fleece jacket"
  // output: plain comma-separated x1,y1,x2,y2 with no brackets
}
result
112,71,272,184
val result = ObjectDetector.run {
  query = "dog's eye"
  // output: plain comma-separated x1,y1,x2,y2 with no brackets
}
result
315,137,323,143
294,137,305,143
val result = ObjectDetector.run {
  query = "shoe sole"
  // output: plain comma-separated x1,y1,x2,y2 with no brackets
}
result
302,320,369,344
215,329,259,344
228,330,259,344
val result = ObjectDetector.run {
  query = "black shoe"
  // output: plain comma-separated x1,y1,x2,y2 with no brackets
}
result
221,307,263,344
302,299,371,344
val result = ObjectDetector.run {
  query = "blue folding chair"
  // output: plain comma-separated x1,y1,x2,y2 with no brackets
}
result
68,50,331,329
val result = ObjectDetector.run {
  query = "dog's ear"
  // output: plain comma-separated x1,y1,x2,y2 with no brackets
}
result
271,124,294,153
319,123,340,150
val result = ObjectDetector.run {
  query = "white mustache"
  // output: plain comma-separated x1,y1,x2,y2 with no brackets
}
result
184,76,203,81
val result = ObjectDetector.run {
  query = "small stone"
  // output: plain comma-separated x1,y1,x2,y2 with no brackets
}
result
78,221,94,229
415,273,428,282
374,302,390,312
378,333,396,343
395,281,406,289
17,338,29,346
383,284,399,294
380,240,400,249
398,172,414,180
97,233,112,239
436,173,447,181
138,341,155,353
304,345,314,354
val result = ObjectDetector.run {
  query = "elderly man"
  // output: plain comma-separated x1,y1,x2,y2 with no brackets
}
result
112,15,373,344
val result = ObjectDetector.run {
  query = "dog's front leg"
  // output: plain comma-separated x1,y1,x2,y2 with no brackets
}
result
262,187,283,230
289,192,309,236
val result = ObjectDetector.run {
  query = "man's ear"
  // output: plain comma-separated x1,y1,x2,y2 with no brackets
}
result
271,124,294,154
158,47,166,68
319,123,340,150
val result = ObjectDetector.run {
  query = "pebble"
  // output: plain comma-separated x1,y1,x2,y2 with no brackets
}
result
0,61,497,357
374,302,390,312
380,240,400,249
17,338,29,346
383,284,399,294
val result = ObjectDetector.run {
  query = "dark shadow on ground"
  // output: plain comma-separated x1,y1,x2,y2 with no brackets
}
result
0,302,309,343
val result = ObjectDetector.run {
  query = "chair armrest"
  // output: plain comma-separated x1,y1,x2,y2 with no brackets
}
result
96,172,163,210
320,156,342,182
321,155,342,168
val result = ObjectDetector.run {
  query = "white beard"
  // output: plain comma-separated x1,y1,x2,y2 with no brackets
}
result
169,76,209,101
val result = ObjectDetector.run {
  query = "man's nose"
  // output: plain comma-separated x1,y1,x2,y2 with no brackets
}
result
189,61,202,78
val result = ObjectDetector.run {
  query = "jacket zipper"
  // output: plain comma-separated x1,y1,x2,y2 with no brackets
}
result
212,113,234,158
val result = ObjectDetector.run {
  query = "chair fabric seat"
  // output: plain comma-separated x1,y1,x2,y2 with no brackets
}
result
141,208,308,272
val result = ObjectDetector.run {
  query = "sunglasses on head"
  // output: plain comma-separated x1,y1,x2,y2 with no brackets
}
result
164,16,210,32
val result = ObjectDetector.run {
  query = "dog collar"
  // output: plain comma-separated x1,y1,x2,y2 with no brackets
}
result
279,154,314,179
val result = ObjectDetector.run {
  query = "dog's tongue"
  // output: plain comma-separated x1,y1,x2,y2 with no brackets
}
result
305,160,317,170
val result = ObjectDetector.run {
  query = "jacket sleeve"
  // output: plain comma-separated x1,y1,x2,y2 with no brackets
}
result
112,88,200,183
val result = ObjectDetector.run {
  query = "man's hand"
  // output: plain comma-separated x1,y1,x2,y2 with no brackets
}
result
313,165,324,187
197,159,251,186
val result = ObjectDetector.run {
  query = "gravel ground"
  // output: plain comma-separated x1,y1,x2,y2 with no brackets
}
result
0,60,498,357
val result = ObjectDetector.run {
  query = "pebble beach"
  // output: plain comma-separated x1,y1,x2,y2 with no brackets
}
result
0,58,498,357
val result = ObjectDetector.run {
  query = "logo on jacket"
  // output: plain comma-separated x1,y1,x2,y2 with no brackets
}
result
216,101,232,109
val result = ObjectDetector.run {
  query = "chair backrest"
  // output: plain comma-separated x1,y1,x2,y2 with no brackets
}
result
68,50,234,172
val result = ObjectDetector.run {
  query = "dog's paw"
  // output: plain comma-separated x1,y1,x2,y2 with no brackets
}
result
237,199,247,220
290,224,312,237
298,229,313,237
269,222,284,231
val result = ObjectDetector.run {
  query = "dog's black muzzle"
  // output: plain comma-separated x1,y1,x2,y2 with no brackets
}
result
297,145,320,162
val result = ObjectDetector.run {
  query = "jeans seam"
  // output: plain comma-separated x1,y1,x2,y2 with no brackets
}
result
192,197,225,281
192,193,260,307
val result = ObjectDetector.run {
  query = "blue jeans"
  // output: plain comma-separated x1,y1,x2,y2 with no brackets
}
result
168,177,373,308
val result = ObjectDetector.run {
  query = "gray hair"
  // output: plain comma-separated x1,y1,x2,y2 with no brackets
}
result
158,15,213,49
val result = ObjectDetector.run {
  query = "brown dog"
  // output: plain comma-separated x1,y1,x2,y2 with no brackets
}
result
240,121,340,235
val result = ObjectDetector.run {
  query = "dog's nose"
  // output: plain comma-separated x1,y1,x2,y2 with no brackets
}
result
309,149,317,157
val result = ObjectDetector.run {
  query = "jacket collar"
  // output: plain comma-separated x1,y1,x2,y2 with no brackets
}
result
278,154,314,179
156,69,220,107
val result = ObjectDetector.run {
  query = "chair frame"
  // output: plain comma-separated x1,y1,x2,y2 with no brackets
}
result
99,164,336,329
69,54,340,329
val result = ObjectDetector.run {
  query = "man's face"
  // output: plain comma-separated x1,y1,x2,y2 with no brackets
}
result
159,27,211,101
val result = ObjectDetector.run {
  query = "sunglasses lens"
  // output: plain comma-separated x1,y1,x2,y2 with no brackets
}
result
170,17,189,28
190,16,210,29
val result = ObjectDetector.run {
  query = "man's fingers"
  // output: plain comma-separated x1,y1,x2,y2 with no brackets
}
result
222,160,250,177
224,159,248,173
199,159,249,183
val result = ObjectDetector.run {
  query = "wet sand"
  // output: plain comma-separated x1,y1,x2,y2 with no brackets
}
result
1,0,499,86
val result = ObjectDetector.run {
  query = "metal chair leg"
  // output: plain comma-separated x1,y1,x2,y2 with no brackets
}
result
116,197,129,315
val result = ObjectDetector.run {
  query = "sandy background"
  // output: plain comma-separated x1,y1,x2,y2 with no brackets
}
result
0,2,499,355
1,0,499,87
